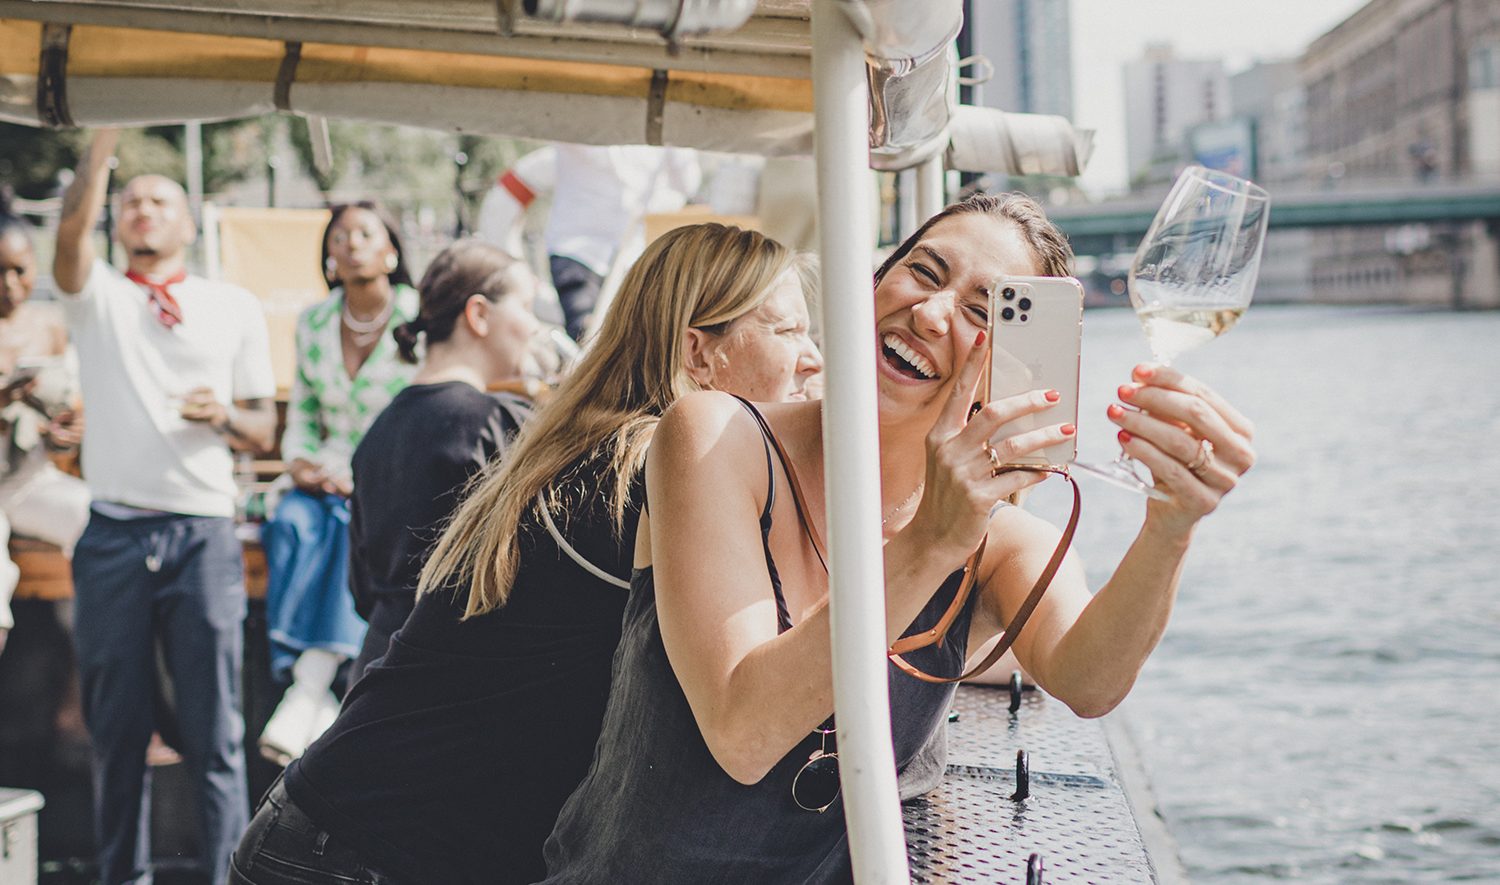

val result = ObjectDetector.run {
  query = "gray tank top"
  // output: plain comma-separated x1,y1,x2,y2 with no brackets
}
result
540,400,976,884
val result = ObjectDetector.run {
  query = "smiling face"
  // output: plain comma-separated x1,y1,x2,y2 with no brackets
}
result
690,269,824,402
117,175,195,262
874,213,1042,420
326,207,398,286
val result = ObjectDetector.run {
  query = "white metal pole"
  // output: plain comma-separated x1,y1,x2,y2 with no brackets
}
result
897,169,918,240
184,121,204,216
915,154,946,220
811,2,911,882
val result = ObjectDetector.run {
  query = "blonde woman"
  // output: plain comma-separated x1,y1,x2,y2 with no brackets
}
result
229,223,822,885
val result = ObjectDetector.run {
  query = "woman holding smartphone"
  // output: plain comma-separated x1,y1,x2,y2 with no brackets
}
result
0,196,89,655
540,193,1257,882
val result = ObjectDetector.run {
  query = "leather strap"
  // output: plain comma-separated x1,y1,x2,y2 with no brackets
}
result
891,467,1080,684
754,409,1082,687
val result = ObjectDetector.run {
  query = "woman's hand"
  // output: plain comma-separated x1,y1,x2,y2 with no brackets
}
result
1108,363,1256,532
42,408,84,451
906,330,1074,560
288,458,336,495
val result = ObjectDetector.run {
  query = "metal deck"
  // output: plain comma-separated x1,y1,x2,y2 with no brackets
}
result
904,684,1160,883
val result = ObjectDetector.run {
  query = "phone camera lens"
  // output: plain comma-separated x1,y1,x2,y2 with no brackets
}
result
1018,297,1032,311
1002,287,1016,301
1000,307,1016,321
1019,314,1029,323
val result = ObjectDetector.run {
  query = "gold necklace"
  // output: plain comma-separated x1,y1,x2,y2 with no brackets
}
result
882,483,924,526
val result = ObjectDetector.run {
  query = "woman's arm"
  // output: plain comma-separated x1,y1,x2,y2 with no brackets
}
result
652,337,1066,784
280,317,334,491
975,363,1256,717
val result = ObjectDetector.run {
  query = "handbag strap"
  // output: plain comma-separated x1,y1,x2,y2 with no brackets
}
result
889,467,1080,685
747,404,1082,687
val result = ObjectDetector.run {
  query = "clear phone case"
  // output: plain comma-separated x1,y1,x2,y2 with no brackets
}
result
987,275,1084,467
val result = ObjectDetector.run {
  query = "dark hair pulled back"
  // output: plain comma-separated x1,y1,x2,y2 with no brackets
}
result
875,191,1074,283
393,238,525,364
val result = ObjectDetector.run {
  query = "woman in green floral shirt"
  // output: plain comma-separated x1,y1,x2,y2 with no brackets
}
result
259,203,419,765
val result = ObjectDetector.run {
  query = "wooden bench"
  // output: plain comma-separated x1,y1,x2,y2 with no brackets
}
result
9,535,269,601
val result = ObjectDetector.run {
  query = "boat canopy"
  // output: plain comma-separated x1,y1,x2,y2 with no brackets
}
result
0,0,1090,175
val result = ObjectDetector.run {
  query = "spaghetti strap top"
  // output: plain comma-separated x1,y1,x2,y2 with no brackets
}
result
541,396,978,885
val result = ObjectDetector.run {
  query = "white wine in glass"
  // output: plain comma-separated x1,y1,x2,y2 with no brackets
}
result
1075,165,1270,499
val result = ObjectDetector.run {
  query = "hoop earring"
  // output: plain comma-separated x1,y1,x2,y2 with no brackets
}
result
384,253,399,273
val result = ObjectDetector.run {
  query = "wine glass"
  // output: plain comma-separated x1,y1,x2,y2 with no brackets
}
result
1074,165,1270,499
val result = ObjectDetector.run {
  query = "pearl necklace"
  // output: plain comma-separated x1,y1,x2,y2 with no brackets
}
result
882,483,924,526
341,296,394,347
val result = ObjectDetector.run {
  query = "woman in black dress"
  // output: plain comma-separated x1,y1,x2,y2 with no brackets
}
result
229,224,821,885
541,194,1258,883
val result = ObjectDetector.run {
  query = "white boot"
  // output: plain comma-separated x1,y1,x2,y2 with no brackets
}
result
259,649,343,766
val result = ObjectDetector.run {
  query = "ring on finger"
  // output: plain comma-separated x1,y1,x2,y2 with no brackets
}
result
1185,438,1215,476
985,442,1004,477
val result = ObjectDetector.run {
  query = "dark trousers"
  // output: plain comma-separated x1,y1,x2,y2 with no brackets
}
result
72,509,249,885
549,254,604,342
229,779,400,885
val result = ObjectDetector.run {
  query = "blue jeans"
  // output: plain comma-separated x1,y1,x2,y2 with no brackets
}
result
229,779,402,885
72,509,249,885
262,490,365,682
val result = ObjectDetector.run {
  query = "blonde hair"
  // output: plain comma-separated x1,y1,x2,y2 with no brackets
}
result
418,223,795,616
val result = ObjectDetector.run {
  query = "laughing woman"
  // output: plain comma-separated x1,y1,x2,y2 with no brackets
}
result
540,193,1257,882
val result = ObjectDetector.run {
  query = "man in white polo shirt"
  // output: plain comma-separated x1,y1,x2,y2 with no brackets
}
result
53,129,278,885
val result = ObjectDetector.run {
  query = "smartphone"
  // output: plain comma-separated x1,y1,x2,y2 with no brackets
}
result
986,275,1084,467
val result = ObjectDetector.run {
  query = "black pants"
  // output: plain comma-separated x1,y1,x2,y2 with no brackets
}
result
549,254,604,342
229,779,401,885
73,510,248,885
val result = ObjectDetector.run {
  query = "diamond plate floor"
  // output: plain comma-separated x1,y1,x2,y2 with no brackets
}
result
904,684,1158,883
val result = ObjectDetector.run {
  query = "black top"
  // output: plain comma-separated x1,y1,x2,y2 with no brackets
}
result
284,433,639,885
541,401,975,885
346,381,531,640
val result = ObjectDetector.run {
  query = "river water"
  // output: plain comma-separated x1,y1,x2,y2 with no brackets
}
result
1020,304,1500,883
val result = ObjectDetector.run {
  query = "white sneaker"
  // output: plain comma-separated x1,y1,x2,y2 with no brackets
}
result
258,688,321,766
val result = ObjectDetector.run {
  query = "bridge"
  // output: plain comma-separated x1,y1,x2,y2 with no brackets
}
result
1048,178,1500,255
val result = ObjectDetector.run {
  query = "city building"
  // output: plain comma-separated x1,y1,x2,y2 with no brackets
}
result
1226,61,1313,303
966,0,1073,119
1301,0,1500,307
1122,44,1229,187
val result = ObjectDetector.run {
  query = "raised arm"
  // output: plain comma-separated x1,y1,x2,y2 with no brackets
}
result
977,363,1256,718
54,130,120,294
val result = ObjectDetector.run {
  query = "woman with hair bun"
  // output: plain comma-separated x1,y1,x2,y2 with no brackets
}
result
257,202,419,765
346,238,538,686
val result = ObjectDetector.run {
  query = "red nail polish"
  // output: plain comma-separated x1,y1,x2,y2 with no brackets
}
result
1044,389,1061,403
1118,384,1135,400
975,330,986,347
1118,430,1132,443
1134,364,1155,380
1107,404,1124,419
1061,424,1076,436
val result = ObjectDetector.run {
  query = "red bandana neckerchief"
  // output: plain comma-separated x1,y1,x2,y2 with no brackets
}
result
125,268,187,329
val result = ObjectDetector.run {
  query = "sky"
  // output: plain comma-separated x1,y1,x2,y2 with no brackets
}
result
1067,0,1370,195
